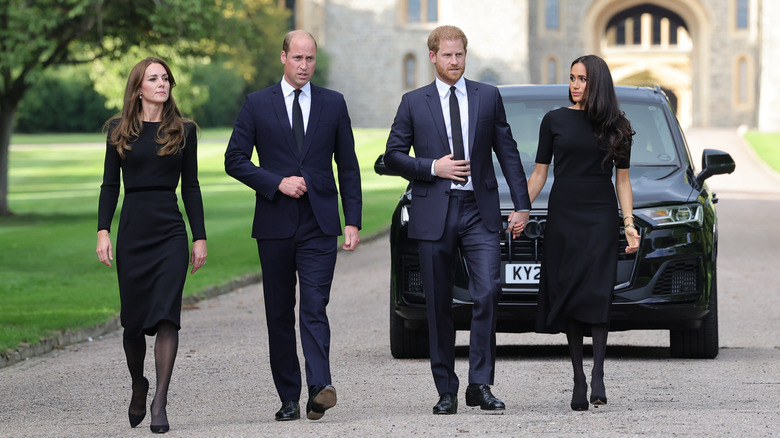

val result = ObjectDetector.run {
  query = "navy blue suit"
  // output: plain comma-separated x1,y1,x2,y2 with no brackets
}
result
225,81,361,402
384,79,530,395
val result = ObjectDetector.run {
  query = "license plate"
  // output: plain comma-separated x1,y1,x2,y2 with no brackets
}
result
504,263,541,284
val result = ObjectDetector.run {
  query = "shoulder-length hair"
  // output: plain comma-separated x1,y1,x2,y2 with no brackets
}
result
103,57,194,158
569,55,634,165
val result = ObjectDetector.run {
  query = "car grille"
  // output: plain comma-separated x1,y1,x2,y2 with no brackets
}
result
500,215,546,262
652,259,700,295
402,256,425,303
500,214,635,263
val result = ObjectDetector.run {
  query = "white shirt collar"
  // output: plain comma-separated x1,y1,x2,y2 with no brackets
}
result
435,77,466,98
281,77,311,98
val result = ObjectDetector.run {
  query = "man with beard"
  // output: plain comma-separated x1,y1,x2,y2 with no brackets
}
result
383,25,531,415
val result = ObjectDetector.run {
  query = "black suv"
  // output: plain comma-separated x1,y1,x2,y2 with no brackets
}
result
375,84,735,360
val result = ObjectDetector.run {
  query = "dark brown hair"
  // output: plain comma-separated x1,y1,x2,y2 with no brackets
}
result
569,55,634,165
103,57,193,158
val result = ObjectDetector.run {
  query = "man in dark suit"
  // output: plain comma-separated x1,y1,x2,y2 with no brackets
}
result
384,25,530,415
224,30,362,422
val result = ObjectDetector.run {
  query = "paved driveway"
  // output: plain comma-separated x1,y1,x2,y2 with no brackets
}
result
0,128,778,437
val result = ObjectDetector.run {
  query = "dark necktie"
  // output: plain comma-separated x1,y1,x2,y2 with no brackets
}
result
292,89,304,152
449,86,465,161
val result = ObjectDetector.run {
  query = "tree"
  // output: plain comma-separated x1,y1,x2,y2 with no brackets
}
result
0,0,223,216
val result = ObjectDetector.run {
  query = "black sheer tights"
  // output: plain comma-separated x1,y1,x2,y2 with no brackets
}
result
565,320,609,405
123,321,179,427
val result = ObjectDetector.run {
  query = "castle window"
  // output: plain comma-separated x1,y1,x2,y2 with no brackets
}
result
545,0,560,30
736,0,748,29
546,57,558,84
404,54,417,90
738,57,748,104
733,54,754,109
406,0,437,24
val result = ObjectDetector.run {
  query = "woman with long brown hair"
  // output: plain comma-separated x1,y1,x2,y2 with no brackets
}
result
96,57,207,433
518,54,640,411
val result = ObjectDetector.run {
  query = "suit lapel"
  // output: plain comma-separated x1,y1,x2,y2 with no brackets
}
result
466,79,479,155
271,82,301,157
424,82,449,155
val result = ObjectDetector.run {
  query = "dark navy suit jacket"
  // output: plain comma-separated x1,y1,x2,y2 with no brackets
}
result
384,79,530,241
225,81,362,239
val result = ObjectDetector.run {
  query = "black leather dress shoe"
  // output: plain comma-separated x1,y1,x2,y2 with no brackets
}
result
275,401,300,421
432,392,458,415
465,384,505,410
306,385,337,420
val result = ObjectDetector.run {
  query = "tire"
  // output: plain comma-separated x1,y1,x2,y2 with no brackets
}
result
389,297,430,359
669,270,719,359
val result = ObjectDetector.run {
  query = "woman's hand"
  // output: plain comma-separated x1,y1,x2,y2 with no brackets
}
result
96,230,113,267
625,226,641,253
190,239,207,274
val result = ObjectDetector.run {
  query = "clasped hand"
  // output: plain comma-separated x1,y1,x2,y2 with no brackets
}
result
279,176,307,198
434,153,470,181
507,210,529,239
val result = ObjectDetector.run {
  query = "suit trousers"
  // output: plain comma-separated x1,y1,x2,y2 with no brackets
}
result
256,195,338,402
418,190,502,395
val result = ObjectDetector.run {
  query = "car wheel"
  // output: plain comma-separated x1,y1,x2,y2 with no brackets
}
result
669,269,719,359
389,297,430,359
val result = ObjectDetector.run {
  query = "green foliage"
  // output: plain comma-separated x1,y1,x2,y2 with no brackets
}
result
15,66,114,133
190,62,246,127
1,128,407,352
210,0,291,94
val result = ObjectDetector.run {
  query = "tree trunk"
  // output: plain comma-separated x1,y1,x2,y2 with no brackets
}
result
0,102,16,216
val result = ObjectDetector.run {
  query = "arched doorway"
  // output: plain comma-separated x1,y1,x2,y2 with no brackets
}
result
585,0,711,128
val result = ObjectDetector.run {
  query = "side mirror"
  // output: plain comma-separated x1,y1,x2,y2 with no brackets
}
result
374,153,410,180
695,149,735,186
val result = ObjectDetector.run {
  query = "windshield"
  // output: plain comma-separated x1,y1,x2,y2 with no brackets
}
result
501,98,680,169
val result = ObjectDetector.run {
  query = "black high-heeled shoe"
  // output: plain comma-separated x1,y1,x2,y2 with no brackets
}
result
571,400,589,411
590,394,608,406
150,423,170,434
128,377,149,428
570,378,588,411
149,400,169,433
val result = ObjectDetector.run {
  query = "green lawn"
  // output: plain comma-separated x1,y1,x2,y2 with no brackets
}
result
0,128,406,352
744,131,780,173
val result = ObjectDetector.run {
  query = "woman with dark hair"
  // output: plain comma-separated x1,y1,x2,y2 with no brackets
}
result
517,54,640,411
96,57,207,433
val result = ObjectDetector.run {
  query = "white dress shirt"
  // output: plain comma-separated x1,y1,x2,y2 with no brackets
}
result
433,77,472,191
281,77,311,133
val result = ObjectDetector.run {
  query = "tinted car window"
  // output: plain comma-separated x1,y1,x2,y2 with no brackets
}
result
500,99,681,171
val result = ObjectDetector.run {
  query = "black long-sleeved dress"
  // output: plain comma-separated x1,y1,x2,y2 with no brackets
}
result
98,121,206,338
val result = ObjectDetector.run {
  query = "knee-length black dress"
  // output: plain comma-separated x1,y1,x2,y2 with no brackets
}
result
98,121,206,338
534,107,630,334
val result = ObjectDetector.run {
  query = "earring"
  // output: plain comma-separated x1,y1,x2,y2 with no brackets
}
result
139,95,142,99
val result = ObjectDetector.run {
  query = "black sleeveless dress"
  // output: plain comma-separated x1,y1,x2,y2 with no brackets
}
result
534,108,630,334
98,121,206,338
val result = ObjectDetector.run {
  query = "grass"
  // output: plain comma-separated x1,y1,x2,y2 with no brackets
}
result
0,128,406,352
744,131,780,173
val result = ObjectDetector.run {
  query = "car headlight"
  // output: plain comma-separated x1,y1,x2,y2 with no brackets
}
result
635,204,703,227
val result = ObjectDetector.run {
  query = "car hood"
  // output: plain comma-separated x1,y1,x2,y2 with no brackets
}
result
499,165,697,210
